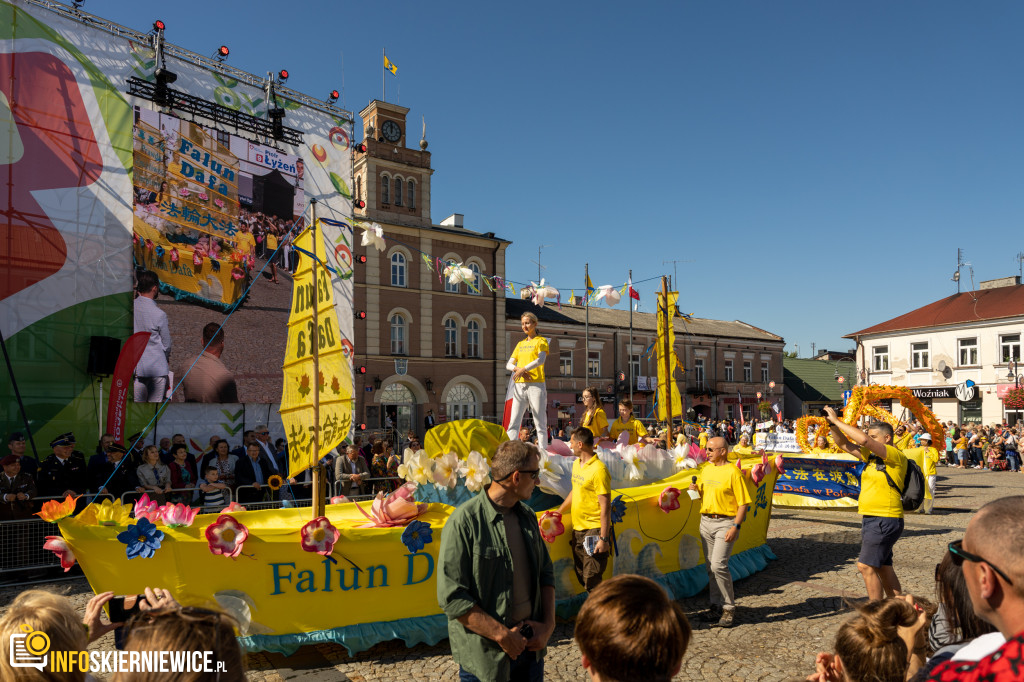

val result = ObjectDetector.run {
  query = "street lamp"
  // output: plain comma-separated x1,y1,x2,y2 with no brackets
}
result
1008,361,1022,389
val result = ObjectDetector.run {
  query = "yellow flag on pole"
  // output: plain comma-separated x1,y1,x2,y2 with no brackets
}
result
280,224,353,479
656,290,684,422
384,55,398,75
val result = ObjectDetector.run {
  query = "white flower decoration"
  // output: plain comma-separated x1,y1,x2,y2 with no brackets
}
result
360,222,386,252
463,451,491,493
432,452,462,490
444,262,474,285
594,285,621,307
621,447,647,481
397,449,433,486
529,279,559,306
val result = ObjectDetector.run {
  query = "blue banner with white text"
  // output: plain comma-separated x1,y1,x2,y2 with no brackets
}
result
774,458,866,500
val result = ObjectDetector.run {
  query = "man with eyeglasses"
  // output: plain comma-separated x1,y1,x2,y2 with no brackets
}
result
438,440,555,682
925,496,1024,681
558,426,612,591
823,406,907,602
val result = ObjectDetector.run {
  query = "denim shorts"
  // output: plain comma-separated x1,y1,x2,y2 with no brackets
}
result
859,515,904,567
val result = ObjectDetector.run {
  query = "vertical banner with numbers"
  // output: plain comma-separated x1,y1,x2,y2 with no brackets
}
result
280,222,352,478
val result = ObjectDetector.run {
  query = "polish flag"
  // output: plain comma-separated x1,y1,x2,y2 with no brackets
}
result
501,377,516,431
628,276,640,301
737,392,745,425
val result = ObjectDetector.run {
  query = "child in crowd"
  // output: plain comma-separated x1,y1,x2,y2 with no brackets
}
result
197,466,229,512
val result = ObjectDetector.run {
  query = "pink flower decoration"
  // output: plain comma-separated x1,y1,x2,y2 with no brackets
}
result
132,233,139,245
353,482,427,528
220,502,247,513
43,536,76,572
160,503,199,528
198,192,209,201
145,239,154,251
134,493,161,523
246,255,255,269
329,495,350,505
538,511,564,543
179,188,190,197
193,251,203,266
205,514,249,559
774,453,785,477
300,516,340,555
750,451,770,485
231,267,244,281
658,487,681,513
214,198,224,208
170,248,179,263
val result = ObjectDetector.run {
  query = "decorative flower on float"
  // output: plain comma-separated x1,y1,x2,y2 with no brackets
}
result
117,518,164,559
133,494,162,524
658,487,681,513
300,516,340,556
94,499,132,526
538,511,564,543
360,222,386,252
43,536,76,571
160,503,199,528
621,448,647,481
610,495,626,524
169,247,179,263
463,451,490,493
432,452,463,490
193,251,203,267
397,450,433,486
401,519,433,553
220,502,247,513
673,443,697,470
206,515,250,559
231,267,245,281
444,262,475,287
527,279,559,306
329,495,350,505
593,285,621,307
267,475,284,491
354,483,427,528
35,495,79,523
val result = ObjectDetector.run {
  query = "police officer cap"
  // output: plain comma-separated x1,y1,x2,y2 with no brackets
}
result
50,433,75,448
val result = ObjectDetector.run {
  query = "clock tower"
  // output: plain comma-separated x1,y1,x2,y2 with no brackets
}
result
353,99,432,228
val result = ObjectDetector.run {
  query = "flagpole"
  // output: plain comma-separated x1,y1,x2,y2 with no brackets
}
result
585,263,589,396
382,47,386,102
661,276,674,444
628,269,633,404
310,201,324,519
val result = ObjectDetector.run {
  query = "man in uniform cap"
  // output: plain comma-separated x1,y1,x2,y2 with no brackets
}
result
91,442,138,501
37,433,88,499
7,431,38,480
0,453,36,520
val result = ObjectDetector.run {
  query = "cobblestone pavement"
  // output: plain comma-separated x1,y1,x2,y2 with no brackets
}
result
3,466,1021,681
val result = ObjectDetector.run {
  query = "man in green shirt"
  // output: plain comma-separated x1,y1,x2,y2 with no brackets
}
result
438,440,556,681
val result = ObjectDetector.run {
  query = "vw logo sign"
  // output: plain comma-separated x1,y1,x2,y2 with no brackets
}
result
955,381,977,402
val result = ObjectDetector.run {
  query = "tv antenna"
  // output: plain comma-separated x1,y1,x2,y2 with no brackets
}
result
531,245,552,283
662,259,694,289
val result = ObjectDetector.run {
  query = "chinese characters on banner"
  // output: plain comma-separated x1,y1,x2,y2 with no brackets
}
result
279,223,352,478
775,458,867,500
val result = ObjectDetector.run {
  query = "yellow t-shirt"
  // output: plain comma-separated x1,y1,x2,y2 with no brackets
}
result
570,455,611,530
235,231,256,256
581,408,609,438
609,417,646,444
698,433,709,450
510,336,549,383
730,444,753,459
266,233,278,251
895,431,914,451
906,446,940,478
857,444,907,518
697,463,752,516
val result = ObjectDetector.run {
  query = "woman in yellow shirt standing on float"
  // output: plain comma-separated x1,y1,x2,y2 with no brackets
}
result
579,386,609,442
608,398,651,445
505,312,550,450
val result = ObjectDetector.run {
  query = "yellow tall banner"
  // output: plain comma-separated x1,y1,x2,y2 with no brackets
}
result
656,290,684,422
280,224,352,478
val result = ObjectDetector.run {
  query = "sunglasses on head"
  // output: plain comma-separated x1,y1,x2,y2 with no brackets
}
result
948,539,1015,586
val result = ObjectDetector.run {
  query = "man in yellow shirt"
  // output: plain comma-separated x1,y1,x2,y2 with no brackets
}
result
608,398,650,445
505,312,550,450
688,436,750,628
823,405,907,601
558,427,611,591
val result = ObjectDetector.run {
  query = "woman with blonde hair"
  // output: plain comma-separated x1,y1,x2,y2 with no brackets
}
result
505,311,550,450
579,386,609,441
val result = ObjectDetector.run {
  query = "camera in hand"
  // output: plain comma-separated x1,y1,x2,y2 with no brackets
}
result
108,595,143,622
519,622,534,639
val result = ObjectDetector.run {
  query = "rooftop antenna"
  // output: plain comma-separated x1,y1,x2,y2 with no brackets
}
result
1017,251,1024,281
340,50,347,111
530,245,552,283
662,259,694,289
952,248,964,293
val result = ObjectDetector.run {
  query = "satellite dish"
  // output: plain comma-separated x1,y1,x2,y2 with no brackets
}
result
937,360,947,372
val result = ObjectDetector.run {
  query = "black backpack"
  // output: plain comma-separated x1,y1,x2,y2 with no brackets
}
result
869,454,925,512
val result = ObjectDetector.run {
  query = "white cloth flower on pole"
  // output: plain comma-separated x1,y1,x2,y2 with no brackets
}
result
529,279,559,306
360,222,386,252
594,285,621,307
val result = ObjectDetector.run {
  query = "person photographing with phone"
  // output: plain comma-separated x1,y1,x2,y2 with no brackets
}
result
558,426,612,592
690,436,751,628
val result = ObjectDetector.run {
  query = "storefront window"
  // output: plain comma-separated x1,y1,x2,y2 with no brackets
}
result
959,398,982,425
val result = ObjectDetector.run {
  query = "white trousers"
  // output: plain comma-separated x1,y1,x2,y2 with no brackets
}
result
922,474,937,514
505,382,548,451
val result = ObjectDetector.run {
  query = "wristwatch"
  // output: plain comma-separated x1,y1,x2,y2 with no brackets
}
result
732,523,742,529
599,536,610,542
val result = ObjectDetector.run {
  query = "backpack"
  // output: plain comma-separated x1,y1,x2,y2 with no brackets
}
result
870,454,925,512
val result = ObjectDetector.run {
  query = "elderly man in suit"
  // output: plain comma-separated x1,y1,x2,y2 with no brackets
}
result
334,444,370,498
235,443,277,504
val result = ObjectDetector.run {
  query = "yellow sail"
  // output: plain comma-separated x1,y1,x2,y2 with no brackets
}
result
280,223,353,478
656,290,684,422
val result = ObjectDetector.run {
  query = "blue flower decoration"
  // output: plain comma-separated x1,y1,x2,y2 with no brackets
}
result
611,495,626,524
155,245,165,258
116,517,165,560
401,520,433,554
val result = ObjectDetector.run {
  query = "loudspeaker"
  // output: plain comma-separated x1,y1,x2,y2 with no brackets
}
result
88,336,122,376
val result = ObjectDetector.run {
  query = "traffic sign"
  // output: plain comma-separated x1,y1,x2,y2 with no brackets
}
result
842,390,852,406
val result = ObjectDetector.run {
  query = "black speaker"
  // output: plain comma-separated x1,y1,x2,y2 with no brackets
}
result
88,336,122,376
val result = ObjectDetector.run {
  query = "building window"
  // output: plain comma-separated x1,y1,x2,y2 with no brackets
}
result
873,346,889,371
911,342,929,369
467,320,481,358
394,177,403,206
694,358,705,387
588,350,600,377
1001,334,1021,363
381,175,390,204
560,350,573,376
723,359,734,382
445,274,460,294
629,353,641,382
216,129,230,146
958,338,978,366
743,361,752,382
761,362,769,383
446,384,479,421
468,263,481,295
390,252,406,287
408,180,415,208
390,314,407,355
444,319,458,357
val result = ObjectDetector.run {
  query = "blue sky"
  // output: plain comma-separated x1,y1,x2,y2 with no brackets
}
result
99,1,1024,355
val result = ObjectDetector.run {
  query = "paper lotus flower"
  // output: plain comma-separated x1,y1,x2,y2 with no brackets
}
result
658,487,682,513
198,192,209,201
610,495,626,524
528,279,559,306
749,450,770,485
205,514,249,559
94,499,132,526
401,519,433,553
538,511,564,543
774,453,785,477
621,449,647,481
353,482,427,528
594,285,622,307
169,247,179,263
397,450,433,486
329,495,350,505
193,251,203,266
214,197,224,208
133,494,161,523
117,518,164,559
463,450,491,493
35,495,79,523
220,502,247,513
132,233,140,245
432,452,463,490
444,262,475,286
43,536,76,571
300,516,340,556
179,188,190,197
145,239,154,251
360,222,386,252
160,503,199,528
231,267,245,281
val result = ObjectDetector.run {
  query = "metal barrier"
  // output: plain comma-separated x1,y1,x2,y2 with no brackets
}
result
118,487,226,507
0,494,111,575
333,476,402,499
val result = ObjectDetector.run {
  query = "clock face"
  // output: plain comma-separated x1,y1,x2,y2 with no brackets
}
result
382,120,401,143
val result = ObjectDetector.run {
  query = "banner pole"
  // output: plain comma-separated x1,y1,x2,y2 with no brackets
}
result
311,201,325,519
585,263,589,395
661,276,674,443
628,269,633,404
